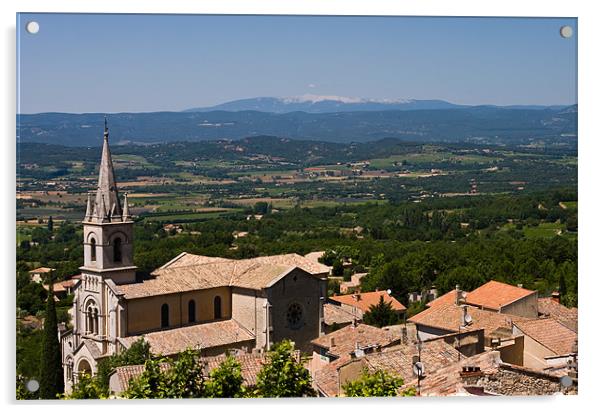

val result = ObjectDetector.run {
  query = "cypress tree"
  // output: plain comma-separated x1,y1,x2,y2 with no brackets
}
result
39,282,64,399
47,216,54,232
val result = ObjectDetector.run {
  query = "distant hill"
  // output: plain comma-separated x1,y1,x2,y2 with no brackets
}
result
18,105,576,147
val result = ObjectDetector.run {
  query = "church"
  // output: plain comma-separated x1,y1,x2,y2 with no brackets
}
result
60,122,329,392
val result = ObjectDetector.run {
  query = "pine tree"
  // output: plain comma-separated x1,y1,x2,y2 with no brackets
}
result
363,296,399,328
47,216,54,232
39,282,64,399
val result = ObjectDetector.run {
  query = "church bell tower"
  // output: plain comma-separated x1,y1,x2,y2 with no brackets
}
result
80,119,136,284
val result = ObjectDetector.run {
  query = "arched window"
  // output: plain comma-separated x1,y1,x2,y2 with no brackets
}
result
113,237,122,262
90,238,97,262
85,300,99,335
213,296,222,320
188,299,196,323
161,304,169,328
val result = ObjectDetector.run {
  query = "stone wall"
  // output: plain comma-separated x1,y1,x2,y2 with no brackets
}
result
501,293,539,319
462,366,569,395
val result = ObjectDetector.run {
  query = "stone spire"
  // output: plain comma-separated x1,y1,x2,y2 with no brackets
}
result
91,118,122,222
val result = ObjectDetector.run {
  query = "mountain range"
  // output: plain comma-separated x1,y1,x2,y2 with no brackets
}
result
183,95,567,114
17,97,577,147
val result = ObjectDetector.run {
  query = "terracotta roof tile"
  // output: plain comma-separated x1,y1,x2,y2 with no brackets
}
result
402,351,503,396
311,323,398,359
426,290,457,307
122,319,255,356
408,302,528,337
323,303,357,326
364,339,462,380
29,267,54,273
402,350,570,396
537,298,578,332
313,335,461,397
118,253,328,299
513,318,577,356
466,281,536,310
329,291,406,314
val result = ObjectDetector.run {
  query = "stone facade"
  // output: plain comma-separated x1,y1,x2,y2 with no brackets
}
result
60,124,327,393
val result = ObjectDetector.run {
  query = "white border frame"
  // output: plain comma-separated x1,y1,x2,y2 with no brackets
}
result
3,1,601,412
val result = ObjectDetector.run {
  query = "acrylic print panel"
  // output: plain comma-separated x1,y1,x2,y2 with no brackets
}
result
16,13,577,399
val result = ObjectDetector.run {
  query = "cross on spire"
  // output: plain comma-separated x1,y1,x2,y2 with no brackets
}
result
104,116,109,141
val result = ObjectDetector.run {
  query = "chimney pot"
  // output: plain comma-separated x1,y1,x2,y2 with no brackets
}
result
455,285,462,306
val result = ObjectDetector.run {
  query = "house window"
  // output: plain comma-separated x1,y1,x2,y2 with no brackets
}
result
188,299,196,323
161,303,169,328
113,237,122,262
213,296,222,319
90,238,96,262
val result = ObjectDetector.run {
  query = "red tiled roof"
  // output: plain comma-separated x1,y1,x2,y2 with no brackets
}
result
513,318,577,356
311,323,398,359
466,281,536,310
402,350,569,396
313,336,461,397
329,291,406,313
363,339,462,380
426,290,457,307
43,279,76,293
323,303,357,326
313,355,351,397
122,319,255,356
29,267,54,273
118,253,329,299
408,302,528,337
537,298,578,332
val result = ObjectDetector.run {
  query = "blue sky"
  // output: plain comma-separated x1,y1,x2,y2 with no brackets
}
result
17,14,577,114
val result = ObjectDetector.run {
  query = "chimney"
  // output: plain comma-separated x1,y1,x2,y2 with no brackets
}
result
375,288,379,292
353,293,361,301
455,284,461,306
517,283,523,289
330,337,336,348
402,326,408,344
461,305,471,328
551,291,561,304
